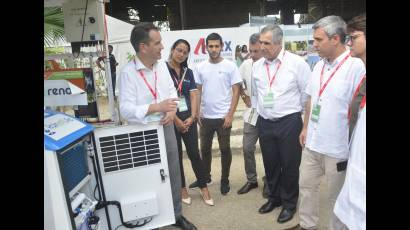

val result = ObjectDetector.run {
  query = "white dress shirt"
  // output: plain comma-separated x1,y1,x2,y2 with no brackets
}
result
239,59,259,125
305,50,366,159
334,105,366,230
194,59,242,119
252,48,311,120
119,56,177,124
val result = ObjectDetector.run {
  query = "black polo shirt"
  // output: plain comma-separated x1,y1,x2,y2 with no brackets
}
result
166,62,197,113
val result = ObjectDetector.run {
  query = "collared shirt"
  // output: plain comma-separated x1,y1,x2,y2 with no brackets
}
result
305,50,366,159
194,59,242,119
252,48,311,120
334,105,366,230
166,62,197,114
118,56,177,124
239,58,259,125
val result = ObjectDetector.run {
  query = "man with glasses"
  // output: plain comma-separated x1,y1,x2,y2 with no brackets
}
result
334,13,366,230
294,16,366,230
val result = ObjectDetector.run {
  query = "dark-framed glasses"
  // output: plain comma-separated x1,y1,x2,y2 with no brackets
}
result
346,33,364,42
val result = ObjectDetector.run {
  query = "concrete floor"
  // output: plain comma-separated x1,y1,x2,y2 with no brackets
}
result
161,150,330,230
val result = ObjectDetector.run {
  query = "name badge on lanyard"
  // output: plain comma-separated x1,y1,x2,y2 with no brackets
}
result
262,53,284,109
263,91,274,108
172,67,188,112
178,96,188,112
311,53,350,123
310,103,321,122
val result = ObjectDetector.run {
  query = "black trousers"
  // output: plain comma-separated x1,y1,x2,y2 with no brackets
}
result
174,111,207,188
257,112,302,210
111,72,116,97
199,118,232,182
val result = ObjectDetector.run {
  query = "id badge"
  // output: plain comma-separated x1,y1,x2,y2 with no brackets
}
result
263,91,274,108
147,112,163,122
310,103,321,123
178,96,188,112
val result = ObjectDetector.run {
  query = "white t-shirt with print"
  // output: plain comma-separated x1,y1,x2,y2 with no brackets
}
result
194,59,242,119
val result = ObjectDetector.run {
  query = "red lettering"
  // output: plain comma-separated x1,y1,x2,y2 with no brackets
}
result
194,38,207,55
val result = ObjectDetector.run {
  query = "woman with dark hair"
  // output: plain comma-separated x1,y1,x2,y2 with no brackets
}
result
241,44,250,60
166,39,214,206
235,45,243,67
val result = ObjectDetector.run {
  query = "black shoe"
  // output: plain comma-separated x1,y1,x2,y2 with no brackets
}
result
262,176,270,198
173,216,197,230
220,179,230,195
258,199,281,214
237,182,258,194
188,178,212,189
277,208,296,223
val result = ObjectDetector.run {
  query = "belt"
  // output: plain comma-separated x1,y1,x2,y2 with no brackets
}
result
261,112,301,123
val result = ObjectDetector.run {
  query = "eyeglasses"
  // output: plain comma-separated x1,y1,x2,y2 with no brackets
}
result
345,33,364,43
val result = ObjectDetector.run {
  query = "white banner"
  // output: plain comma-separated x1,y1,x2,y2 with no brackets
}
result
160,26,260,68
44,80,88,106
112,24,317,73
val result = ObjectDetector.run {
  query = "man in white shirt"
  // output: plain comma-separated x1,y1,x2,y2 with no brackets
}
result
296,16,366,230
119,22,197,230
252,25,311,224
190,32,242,195
333,13,366,230
236,33,268,196
333,105,366,230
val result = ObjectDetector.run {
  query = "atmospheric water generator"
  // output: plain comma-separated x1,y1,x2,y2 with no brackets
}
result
92,123,175,230
44,110,100,230
45,110,175,230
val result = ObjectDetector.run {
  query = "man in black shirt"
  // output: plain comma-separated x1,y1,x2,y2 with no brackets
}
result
97,45,119,97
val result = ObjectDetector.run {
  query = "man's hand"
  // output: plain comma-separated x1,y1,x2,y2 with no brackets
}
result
158,98,179,113
223,114,234,129
160,111,175,126
299,128,307,148
242,95,251,108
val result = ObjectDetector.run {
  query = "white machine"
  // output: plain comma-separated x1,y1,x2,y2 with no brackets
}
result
62,0,105,43
44,110,100,230
93,124,175,230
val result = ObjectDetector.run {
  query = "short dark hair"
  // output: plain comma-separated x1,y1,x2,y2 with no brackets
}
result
347,13,366,36
130,22,159,53
169,39,191,68
206,33,223,46
108,45,113,49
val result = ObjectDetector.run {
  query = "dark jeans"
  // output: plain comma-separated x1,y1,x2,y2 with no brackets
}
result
174,111,207,188
257,112,302,210
111,72,116,97
199,118,232,182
